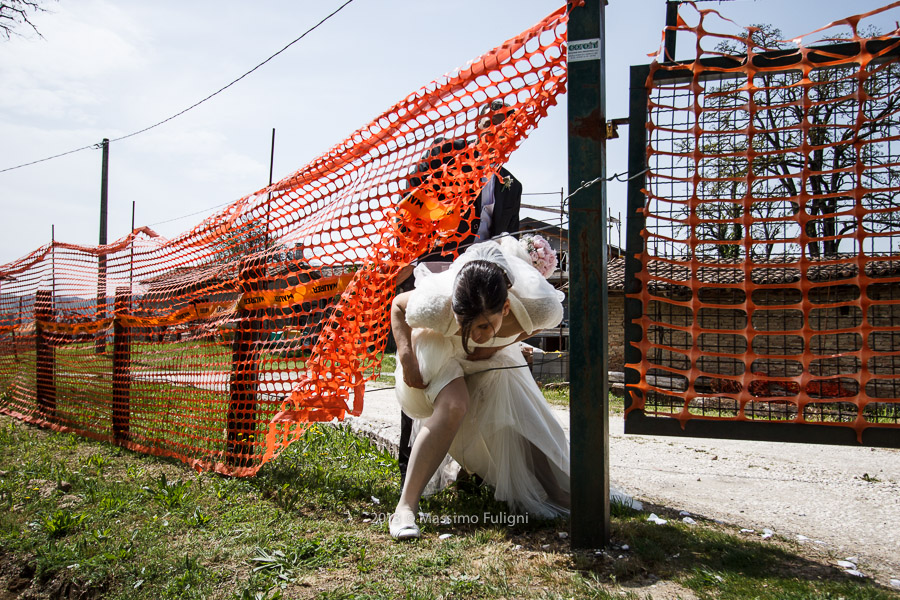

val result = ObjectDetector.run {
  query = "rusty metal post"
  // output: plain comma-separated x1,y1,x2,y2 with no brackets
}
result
113,287,131,442
35,289,56,418
568,0,610,548
227,257,266,467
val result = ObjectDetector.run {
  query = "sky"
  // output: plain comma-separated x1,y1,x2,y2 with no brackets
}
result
2,0,900,266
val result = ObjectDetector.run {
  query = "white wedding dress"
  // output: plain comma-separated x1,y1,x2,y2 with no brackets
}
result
395,239,571,518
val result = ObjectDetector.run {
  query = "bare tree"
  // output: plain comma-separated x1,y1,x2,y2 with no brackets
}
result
207,214,269,265
677,24,900,260
0,1,54,39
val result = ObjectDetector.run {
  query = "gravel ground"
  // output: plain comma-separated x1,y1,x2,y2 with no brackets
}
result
616,426,900,583
351,384,900,587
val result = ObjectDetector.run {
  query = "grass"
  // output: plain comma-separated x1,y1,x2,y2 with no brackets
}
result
0,414,896,599
360,353,405,387
540,383,626,415
47,339,305,374
363,353,395,385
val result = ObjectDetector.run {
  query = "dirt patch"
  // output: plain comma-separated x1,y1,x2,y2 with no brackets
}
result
0,556,35,600
623,579,699,599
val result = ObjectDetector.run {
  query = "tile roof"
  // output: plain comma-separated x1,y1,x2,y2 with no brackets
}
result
604,254,900,291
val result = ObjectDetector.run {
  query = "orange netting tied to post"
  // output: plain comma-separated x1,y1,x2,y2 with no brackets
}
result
626,2,900,442
0,7,570,476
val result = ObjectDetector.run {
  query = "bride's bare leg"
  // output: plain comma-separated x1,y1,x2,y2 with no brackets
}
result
394,377,469,518
530,442,570,509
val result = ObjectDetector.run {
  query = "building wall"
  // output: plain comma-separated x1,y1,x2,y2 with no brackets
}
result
533,281,898,381
635,284,900,397
609,292,626,372
529,292,626,379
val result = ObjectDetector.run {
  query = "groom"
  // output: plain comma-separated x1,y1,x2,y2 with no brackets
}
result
397,101,523,487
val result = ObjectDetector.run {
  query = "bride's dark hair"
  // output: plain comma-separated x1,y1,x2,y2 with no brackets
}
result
452,259,511,354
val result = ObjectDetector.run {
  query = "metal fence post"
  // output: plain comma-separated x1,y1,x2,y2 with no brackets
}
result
113,286,131,442
35,289,56,418
568,0,610,549
624,64,651,420
96,138,109,355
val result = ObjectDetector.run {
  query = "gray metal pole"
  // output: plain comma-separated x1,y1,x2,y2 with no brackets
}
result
559,187,565,352
96,138,109,354
265,128,276,248
567,0,610,549
100,138,109,247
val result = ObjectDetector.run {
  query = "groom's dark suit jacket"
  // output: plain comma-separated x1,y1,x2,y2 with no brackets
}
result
484,166,522,239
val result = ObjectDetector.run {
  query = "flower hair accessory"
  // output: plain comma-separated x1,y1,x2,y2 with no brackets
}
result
519,234,557,278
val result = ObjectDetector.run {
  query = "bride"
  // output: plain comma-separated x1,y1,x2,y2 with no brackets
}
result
389,237,570,540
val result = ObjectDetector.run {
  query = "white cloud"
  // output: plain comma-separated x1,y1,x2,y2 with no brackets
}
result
0,0,147,123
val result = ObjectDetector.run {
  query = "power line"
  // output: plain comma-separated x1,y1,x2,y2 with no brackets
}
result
146,201,571,236
147,200,236,227
0,142,100,174
563,167,650,207
0,0,357,175
152,167,628,236
111,0,356,144
520,168,650,214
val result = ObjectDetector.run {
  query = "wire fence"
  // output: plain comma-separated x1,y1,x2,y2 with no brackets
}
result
625,3,900,445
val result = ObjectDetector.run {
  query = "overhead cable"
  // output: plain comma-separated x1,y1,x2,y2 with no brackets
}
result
0,0,357,175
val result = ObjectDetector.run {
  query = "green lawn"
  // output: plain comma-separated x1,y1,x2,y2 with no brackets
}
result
0,414,895,600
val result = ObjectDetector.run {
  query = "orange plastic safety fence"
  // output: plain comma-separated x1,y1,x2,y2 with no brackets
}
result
626,2,900,442
0,7,569,475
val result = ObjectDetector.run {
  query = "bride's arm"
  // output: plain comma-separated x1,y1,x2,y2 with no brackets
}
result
391,292,426,388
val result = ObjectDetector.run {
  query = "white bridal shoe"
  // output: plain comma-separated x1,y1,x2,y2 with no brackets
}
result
389,512,421,540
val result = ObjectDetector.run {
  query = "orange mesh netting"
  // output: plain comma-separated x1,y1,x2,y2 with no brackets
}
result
626,2,900,442
0,7,569,475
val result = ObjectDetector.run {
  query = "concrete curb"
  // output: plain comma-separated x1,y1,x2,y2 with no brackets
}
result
345,415,401,459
